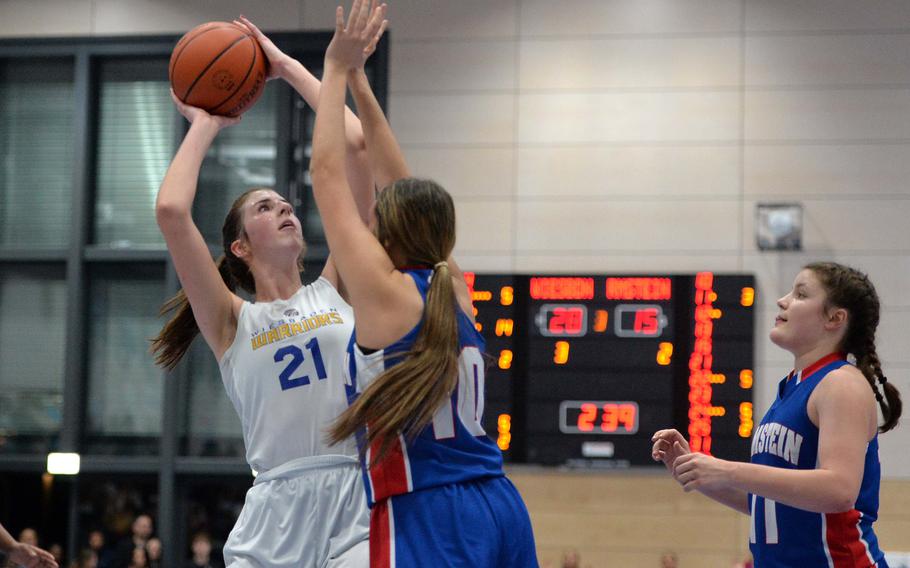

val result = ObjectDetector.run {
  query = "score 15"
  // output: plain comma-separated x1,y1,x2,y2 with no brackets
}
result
559,401,640,434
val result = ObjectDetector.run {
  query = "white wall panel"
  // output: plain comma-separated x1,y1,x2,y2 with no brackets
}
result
390,94,514,145
405,147,514,199
746,35,910,87
520,37,739,90
518,145,739,197
303,0,519,40
745,0,910,32
744,144,910,197
521,0,741,36
93,0,301,35
745,89,910,141
0,0,92,37
391,40,516,93
516,200,740,252
519,92,740,144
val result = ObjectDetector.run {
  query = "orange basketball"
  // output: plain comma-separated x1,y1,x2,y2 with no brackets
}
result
169,22,268,117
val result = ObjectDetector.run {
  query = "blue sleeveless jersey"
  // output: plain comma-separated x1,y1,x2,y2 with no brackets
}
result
749,353,888,567
343,269,505,506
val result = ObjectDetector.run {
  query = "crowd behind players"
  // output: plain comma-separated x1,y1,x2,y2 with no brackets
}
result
0,516,220,568
1,521,756,568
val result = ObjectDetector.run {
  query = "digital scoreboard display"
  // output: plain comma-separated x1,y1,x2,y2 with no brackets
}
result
469,273,755,468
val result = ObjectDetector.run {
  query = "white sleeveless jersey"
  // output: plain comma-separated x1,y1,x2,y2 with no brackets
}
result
219,277,357,473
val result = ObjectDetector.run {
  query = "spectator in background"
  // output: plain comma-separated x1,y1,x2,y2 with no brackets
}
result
46,545,63,568
661,551,679,568
185,533,218,568
112,516,152,568
73,549,97,568
561,549,581,568
143,539,160,568
125,548,147,568
17,530,38,549
86,531,112,568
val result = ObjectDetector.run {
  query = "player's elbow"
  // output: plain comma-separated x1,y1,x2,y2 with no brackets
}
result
155,200,190,228
821,485,859,513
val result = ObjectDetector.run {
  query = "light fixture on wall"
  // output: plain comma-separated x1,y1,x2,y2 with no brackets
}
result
756,203,803,251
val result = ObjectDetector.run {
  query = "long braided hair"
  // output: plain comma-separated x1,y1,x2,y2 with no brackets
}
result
806,262,902,432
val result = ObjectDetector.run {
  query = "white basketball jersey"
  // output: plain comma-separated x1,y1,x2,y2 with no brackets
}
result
219,277,357,473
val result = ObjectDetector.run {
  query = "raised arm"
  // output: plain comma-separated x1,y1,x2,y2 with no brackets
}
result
155,94,242,360
343,32,472,317
236,17,375,225
309,2,424,334
347,68,408,189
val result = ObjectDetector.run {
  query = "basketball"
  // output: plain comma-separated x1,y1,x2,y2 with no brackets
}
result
169,21,268,117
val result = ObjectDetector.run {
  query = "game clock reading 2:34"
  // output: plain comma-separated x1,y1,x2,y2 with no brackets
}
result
467,273,756,468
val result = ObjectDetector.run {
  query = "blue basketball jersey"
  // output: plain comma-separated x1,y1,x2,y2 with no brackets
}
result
749,353,888,568
343,268,505,506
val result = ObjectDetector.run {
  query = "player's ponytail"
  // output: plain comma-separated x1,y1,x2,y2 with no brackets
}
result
327,179,459,463
151,189,262,370
806,262,902,432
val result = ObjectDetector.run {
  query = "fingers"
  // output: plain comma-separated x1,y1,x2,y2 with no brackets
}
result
237,15,261,38
363,17,388,56
353,0,371,32
335,5,345,33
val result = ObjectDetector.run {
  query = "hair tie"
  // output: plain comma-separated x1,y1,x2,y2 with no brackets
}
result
434,261,448,270
875,392,884,403
879,375,888,385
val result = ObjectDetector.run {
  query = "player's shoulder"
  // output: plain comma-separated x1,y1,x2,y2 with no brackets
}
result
816,364,873,401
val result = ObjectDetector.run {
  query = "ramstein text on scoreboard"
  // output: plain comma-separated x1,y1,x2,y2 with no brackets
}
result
466,273,756,468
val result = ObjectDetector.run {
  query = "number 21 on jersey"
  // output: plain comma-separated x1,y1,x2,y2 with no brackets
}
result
274,337,327,391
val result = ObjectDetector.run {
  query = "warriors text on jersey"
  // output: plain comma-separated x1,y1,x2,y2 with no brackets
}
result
219,277,358,473
749,353,888,568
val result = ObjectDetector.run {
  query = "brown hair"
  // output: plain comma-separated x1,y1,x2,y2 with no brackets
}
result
151,188,305,370
327,178,459,462
806,261,902,432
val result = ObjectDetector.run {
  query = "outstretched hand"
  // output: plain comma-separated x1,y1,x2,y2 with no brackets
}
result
234,16,289,81
170,89,240,129
7,542,58,568
325,0,388,72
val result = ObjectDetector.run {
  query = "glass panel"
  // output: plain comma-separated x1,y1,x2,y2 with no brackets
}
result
180,341,244,458
0,265,66,455
85,264,166,454
94,58,175,248
194,83,278,246
0,58,74,249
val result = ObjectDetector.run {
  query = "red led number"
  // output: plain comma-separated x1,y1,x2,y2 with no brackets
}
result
576,403,637,433
601,403,636,433
633,308,659,335
577,403,597,432
549,307,585,335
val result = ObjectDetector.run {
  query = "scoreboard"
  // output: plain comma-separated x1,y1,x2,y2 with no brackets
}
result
467,272,756,468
